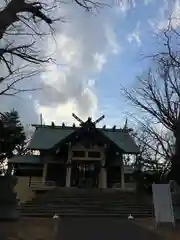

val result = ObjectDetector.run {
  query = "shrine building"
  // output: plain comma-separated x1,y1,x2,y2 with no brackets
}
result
9,114,140,201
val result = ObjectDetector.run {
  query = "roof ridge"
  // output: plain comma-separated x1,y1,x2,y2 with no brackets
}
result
32,124,79,129
32,124,129,132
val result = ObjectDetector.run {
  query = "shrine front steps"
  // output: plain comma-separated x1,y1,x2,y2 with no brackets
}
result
18,188,153,218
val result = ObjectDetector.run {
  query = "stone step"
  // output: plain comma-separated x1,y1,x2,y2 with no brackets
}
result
27,199,152,205
41,194,140,198
19,207,153,218
21,204,152,209
40,190,138,197
19,206,152,211
40,197,147,201
34,195,150,202
40,194,140,197
21,200,153,205
36,201,149,206
20,188,152,218
19,212,152,217
19,212,152,218
19,205,152,210
19,205,153,212
25,197,147,200
19,210,152,215
21,206,152,211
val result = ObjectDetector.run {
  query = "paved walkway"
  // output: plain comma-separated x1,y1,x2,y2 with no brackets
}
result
57,217,164,240
0,233,7,240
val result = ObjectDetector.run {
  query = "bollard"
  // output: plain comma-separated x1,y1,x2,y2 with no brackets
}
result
53,213,59,239
128,214,134,220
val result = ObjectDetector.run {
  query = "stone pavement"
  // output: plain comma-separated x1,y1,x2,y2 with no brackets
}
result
57,217,164,240
2,217,177,240
0,233,7,240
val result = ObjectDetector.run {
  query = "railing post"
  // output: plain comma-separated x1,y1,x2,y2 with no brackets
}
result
28,176,32,187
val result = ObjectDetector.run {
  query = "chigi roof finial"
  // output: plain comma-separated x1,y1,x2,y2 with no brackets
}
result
123,118,128,130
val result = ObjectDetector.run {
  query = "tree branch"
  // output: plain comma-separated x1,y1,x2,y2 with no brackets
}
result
0,0,53,39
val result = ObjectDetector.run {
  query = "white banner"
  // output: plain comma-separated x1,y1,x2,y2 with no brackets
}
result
152,184,175,227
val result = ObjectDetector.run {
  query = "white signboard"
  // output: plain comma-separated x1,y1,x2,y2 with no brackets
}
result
152,184,175,227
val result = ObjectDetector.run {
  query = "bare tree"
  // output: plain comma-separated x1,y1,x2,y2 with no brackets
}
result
122,25,180,183
133,118,174,176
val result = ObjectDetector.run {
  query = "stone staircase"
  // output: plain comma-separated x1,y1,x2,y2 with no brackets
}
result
18,188,153,218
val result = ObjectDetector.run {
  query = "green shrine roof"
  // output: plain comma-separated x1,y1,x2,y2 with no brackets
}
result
28,125,139,154
28,127,74,150
102,130,139,153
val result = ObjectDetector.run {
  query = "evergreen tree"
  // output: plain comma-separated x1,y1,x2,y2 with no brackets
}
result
0,109,26,162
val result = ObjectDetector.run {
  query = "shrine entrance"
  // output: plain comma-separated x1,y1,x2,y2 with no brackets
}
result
71,162,100,188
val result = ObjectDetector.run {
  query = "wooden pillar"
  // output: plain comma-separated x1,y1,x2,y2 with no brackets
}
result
99,167,107,188
121,157,125,189
99,151,107,188
66,167,71,187
66,144,72,187
99,168,102,188
42,163,48,184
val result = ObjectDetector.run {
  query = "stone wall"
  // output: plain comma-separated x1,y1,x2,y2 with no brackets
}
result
124,182,137,191
14,176,42,203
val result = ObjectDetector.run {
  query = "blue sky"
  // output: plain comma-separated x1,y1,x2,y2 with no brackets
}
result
1,0,178,128
94,0,175,127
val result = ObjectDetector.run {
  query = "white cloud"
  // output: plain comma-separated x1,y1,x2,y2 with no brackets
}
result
149,0,180,32
148,0,168,31
170,0,180,29
0,1,129,127
115,0,136,14
94,53,107,71
87,79,96,87
36,94,97,125
35,3,122,125
144,0,153,5
105,25,121,54
127,22,141,46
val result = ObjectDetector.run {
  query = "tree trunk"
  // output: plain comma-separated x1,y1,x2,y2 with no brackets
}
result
170,117,180,185
0,0,24,39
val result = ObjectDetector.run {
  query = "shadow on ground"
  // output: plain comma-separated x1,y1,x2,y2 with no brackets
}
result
58,218,164,240
0,217,173,240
